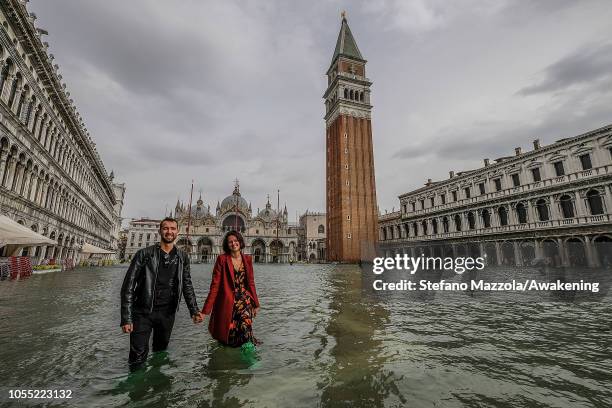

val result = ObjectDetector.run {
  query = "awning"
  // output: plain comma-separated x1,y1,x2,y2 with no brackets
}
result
81,242,115,254
0,215,57,246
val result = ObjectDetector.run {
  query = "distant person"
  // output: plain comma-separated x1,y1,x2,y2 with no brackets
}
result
120,217,203,370
202,230,260,349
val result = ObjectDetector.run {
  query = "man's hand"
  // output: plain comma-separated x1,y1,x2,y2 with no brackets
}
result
192,312,204,324
121,324,133,333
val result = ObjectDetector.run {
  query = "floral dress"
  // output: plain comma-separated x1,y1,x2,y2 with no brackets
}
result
227,261,257,347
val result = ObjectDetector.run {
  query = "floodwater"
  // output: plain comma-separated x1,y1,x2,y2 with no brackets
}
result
0,263,611,407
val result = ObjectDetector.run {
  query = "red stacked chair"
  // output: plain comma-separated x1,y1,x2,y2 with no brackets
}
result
18,257,33,278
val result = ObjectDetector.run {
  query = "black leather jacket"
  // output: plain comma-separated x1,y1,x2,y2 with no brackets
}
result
120,244,199,326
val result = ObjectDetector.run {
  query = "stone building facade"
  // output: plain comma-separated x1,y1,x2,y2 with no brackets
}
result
379,124,612,268
124,218,161,260
324,15,378,262
0,1,122,262
298,211,326,262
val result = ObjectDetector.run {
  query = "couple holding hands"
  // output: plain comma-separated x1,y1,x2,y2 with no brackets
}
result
120,217,260,370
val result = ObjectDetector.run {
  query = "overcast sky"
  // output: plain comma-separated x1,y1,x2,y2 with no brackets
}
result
29,0,612,223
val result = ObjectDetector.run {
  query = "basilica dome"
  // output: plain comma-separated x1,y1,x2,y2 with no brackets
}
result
219,184,249,213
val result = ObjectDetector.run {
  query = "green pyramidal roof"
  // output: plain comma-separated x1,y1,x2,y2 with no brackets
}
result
331,17,364,65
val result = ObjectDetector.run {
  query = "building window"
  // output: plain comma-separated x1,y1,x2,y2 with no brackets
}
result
478,183,485,195
430,197,435,207
586,190,604,215
347,215,351,220
531,168,541,182
554,161,565,176
138,234,143,241
498,207,508,226
146,233,150,240
536,199,549,221
454,214,462,231
467,212,475,229
442,217,449,233
411,202,416,212
493,178,502,191
347,233,351,239
516,203,527,223
452,191,458,202
559,195,574,218
318,225,325,233
482,209,491,228
441,194,446,204
255,229,259,234
511,174,521,187
420,199,425,209
432,219,438,234
579,154,592,170
464,187,471,199
422,220,428,235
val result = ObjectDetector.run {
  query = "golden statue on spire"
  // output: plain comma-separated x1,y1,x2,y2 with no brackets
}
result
341,10,346,20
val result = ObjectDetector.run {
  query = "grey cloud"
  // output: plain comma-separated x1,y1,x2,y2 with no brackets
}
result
519,42,612,96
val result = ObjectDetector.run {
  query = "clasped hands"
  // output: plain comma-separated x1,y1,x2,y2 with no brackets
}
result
192,311,205,324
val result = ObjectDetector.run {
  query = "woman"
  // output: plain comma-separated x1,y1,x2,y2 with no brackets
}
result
202,230,260,347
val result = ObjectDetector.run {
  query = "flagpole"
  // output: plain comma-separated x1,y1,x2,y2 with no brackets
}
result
185,180,194,257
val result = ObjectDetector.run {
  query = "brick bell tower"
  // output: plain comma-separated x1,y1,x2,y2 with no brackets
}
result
324,14,378,262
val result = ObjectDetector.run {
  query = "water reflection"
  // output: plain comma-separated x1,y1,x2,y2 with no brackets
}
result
197,344,255,408
320,265,406,407
111,352,173,405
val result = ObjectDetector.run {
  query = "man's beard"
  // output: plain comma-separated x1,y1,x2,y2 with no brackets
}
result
160,235,175,244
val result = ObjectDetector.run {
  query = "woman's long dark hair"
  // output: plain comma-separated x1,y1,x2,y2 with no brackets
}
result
222,230,245,254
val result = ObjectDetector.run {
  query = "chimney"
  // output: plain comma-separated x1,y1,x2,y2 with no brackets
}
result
533,139,541,150
515,147,522,156
484,158,490,166
449,171,454,178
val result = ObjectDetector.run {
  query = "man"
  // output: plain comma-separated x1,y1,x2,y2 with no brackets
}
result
120,217,203,369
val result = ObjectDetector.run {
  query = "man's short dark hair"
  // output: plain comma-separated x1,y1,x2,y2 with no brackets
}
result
159,217,179,230
222,230,245,254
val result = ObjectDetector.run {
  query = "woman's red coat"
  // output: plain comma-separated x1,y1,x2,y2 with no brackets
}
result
202,253,260,344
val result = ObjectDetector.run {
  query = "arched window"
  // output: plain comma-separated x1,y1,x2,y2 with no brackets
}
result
467,212,475,229
422,220,428,235
16,84,27,117
413,222,418,236
0,60,12,95
432,219,438,234
536,199,549,221
586,190,604,215
454,214,462,231
482,209,491,228
7,72,21,108
498,207,508,226
344,88,348,99
382,228,387,240
318,224,325,234
349,89,354,100
360,92,364,102
559,195,574,218
442,217,449,233
516,203,527,224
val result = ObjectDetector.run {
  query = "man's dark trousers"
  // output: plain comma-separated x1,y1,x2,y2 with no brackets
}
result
129,306,176,369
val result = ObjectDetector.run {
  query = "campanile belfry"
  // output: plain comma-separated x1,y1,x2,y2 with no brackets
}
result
324,14,378,262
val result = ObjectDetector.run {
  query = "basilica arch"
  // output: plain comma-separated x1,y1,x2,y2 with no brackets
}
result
197,237,214,263
251,239,266,263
